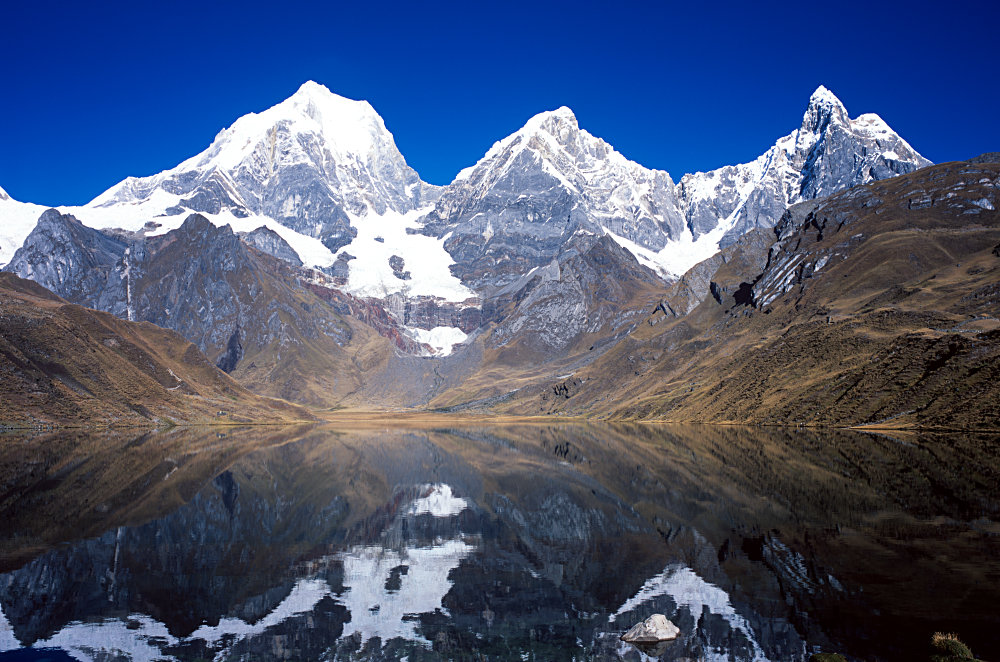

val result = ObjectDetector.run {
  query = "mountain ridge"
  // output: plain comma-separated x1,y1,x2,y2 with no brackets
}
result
0,84,928,287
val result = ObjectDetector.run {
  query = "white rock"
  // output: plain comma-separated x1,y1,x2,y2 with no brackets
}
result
620,613,680,643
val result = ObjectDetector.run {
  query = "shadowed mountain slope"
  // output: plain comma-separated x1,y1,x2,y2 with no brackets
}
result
0,273,312,426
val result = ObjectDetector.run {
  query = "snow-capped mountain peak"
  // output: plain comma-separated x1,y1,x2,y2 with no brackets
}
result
798,84,850,142
2,83,934,306
677,85,930,251
518,106,579,141
0,184,9,201
807,84,846,111
454,106,584,183
427,107,686,290
81,81,439,256
194,81,389,173
94,81,399,206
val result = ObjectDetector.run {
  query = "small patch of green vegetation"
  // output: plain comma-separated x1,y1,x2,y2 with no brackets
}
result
930,632,981,661
809,654,847,662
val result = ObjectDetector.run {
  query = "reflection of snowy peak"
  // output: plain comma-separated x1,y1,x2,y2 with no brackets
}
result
678,85,931,248
91,81,439,252
337,541,474,646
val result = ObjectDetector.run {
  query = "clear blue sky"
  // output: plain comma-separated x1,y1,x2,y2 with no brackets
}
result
3,0,998,206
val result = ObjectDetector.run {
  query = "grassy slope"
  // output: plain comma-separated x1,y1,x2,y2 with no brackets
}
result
0,273,313,426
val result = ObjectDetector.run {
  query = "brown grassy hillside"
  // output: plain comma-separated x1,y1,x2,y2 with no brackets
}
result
0,273,313,427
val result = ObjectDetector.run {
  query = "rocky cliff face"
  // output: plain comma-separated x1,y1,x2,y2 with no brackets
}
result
240,226,303,266
3,210,130,317
486,235,665,356
6,212,330,367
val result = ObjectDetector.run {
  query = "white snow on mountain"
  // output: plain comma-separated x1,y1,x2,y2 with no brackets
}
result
677,85,930,242
338,208,474,301
0,194,47,267
405,326,469,356
1,83,931,296
90,80,433,218
0,82,475,301
65,197,339,269
447,105,684,250
603,223,733,279
11,195,470,302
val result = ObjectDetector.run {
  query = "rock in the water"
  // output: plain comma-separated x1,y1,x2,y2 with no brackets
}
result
620,613,680,643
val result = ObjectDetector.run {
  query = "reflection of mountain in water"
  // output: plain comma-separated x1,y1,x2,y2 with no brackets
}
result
0,423,997,661
337,539,475,646
608,563,771,661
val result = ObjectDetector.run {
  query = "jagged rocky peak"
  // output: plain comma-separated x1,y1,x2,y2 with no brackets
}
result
800,84,850,133
968,152,1000,164
479,106,588,160
455,104,666,193
677,85,931,247
171,212,232,242
0,183,9,201
88,81,439,252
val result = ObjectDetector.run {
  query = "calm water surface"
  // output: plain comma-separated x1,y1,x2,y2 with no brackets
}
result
0,423,997,661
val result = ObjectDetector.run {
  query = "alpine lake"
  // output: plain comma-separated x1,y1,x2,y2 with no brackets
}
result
0,422,997,661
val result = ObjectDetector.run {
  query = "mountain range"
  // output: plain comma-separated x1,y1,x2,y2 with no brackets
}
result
2,82,995,428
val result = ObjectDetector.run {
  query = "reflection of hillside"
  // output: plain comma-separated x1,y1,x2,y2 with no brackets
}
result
446,423,1000,658
0,425,318,571
0,423,996,660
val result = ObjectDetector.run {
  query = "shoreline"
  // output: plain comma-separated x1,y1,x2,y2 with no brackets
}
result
2,409,999,433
